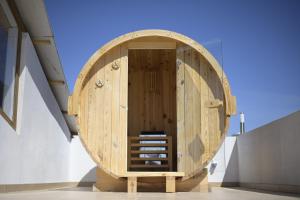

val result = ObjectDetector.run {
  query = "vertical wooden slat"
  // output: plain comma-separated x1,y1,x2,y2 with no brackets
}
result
127,177,137,193
184,48,194,175
168,136,173,171
120,44,128,175
191,50,202,169
95,57,105,163
166,176,176,193
176,46,185,172
200,55,210,164
111,47,121,175
103,51,113,170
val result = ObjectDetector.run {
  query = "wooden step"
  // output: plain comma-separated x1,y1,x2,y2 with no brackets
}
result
130,143,168,147
130,136,171,141
130,150,168,154
131,157,168,161
130,164,169,168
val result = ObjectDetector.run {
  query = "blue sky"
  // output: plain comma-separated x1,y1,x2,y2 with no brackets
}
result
45,0,300,134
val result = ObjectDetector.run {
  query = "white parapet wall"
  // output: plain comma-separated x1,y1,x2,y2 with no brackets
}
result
207,136,239,186
237,110,300,193
69,136,96,183
0,33,71,186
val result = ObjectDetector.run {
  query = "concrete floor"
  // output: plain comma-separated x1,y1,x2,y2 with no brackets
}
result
0,187,299,200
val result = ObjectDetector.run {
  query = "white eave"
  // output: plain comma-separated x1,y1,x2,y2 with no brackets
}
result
14,0,77,134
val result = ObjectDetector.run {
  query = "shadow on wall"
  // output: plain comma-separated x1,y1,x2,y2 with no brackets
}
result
222,140,239,186
78,167,96,186
208,137,239,187
20,34,71,141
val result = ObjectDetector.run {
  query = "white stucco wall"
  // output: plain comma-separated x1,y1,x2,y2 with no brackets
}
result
0,33,71,184
237,110,300,188
69,136,96,182
207,136,239,184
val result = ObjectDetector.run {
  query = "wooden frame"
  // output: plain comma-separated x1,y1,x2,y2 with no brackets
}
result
69,30,236,117
0,0,25,129
68,30,237,190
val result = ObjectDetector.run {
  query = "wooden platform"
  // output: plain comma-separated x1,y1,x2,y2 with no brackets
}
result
124,171,185,193
124,171,185,177
94,168,208,193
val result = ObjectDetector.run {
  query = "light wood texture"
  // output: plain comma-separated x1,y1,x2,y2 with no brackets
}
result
68,30,236,188
128,41,176,49
75,45,128,178
94,168,127,192
166,176,176,192
128,136,173,171
175,45,229,180
176,168,209,192
128,49,177,170
127,177,137,193
124,172,184,177
69,30,235,118
128,49,176,137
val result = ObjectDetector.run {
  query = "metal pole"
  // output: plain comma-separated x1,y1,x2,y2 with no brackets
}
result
240,112,245,134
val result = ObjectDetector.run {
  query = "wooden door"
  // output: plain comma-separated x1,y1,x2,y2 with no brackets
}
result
176,45,225,176
79,45,128,176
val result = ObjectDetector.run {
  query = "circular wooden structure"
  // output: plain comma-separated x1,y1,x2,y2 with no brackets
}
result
68,30,236,186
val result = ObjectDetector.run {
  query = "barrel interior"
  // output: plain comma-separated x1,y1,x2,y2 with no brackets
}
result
128,49,177,172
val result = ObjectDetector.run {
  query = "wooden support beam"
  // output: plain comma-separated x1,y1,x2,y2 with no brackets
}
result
127,177,137,193
49,80,65,85
32,39,51,45
166,176,175,193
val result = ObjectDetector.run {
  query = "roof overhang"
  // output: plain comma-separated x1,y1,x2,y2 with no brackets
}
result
14,0,77,134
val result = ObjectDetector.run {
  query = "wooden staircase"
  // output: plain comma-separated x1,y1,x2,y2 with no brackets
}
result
128,135,173,171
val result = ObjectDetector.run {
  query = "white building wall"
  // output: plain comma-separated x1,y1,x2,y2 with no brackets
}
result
208,136,239,184
237,110,300,190
69,136,96,182
1,31,299,191
0,33,71,184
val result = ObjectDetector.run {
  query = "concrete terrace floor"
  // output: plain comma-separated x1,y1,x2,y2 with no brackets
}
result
0,187,299,200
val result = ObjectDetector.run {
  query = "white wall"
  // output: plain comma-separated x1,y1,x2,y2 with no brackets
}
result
69,136,96,182
237,110,300,189
0,33,71,184
208,136,239,184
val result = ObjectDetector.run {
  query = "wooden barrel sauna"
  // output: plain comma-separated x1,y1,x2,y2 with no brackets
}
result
68,29,236,192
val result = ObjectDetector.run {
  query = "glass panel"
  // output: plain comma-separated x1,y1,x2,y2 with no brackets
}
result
0,3,18,120
202,39,223,67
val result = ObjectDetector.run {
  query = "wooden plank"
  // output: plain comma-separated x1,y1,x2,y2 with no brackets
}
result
131,157,168,161
128,41,176,49
103,51,113,170
130,143,169,147
119,44,128,175
168,135,173,171
130,164,169,168
184,47,194,175
127,177,137,193
166,176,176,193
207,65,218,157
191,49,202,171
95,57,105,163
130,150,168,154
200,55,210,164
111,47,121,175
124,172,184,177
176,45,185,172
87,64,97,158
130,136,170,141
